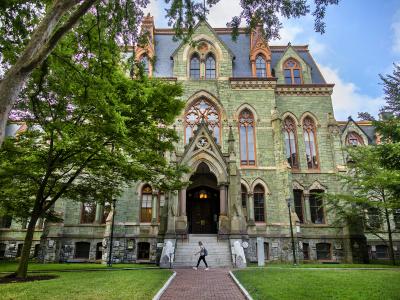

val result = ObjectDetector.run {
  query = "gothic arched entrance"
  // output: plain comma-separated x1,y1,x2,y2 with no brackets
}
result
187,162,220,234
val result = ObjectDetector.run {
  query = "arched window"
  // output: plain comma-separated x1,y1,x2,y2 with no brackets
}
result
255,55,267,77
346,132,364,146
253,184,265,222
239,109,256,166
81,202,96,224
205,54,216,79
185,98,220,144
283,116,298,169
141,185,152,223
293,189,304,223
241,184,248,208
303,117,319,169
284,59,302,84
310,189,325,224
190,54,201,79
140,55,150,75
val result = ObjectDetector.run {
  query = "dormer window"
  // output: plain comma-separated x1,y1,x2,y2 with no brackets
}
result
255,55,267,78
346,132,364,146
190,54,201,79
205,54,216,79
284,59,302,84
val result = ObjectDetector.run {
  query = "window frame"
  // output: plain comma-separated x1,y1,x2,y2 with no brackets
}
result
205,54,216,79
309,190,325,224
283,116,299,169
140,184,153,223
303,116,319,170
189,54,201,79
80,202,96,224
239,109,256,166
283,58,302,84
316,243,332,260
253,184,265,222
293,189,304,223
255,54,267,78
346,131,364,146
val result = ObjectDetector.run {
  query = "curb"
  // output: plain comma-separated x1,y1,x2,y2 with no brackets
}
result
229,271,253,300
152,271,176,300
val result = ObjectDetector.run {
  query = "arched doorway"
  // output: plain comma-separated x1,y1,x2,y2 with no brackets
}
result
187,163,220,234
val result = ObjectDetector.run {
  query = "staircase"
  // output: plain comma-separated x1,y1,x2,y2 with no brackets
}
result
173,234,232,268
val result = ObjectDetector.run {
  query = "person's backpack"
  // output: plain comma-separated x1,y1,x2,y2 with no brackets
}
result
204,248,208,256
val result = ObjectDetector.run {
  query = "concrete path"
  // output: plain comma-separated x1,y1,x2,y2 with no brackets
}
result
160,268,246,300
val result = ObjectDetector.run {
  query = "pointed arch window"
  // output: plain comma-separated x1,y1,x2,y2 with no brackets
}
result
140,55,150,75
141,184,152,223
205,54,216,79
239,109,256,166
284,59,302,84
254,184,265,222
241,184,248,208
190,54,201,79
303,117,319,169
283,116,299,169
185,98,220,144
255,55,267,78
346,132,364,146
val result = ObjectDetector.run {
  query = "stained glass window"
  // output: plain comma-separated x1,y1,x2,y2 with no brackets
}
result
185,98,220,144
239,109,256,166
283,116,298,169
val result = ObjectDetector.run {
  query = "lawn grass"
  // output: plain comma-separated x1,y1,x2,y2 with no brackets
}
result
247,262,399,268
0,269,172,300
234,268,400,300
0,262,157,273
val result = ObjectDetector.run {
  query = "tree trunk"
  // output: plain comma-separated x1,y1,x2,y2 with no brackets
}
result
384,207,396,265
15,215,39,279
0,0,96,147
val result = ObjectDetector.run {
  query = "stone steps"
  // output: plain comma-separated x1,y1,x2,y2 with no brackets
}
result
174,234,232,267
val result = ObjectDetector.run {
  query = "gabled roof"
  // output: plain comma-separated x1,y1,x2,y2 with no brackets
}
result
170,20,236,59
339,116,375,144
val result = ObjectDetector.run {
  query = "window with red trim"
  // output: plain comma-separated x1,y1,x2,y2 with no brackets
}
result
254,184,265,222
284,59,302,84
283,116,299,169
346,132,364,146
303,117,319,169
141,185,152,222
255,55,267,77
239,109,256,166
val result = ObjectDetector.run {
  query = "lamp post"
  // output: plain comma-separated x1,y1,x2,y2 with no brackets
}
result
287,198,297,265
107,198,117,267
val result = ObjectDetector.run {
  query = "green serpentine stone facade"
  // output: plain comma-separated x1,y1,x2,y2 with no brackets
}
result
1,20,399,264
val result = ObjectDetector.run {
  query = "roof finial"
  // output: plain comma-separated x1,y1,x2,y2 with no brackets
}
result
203,0,206,20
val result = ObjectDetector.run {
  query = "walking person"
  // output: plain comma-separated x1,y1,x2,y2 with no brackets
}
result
193,241,209,270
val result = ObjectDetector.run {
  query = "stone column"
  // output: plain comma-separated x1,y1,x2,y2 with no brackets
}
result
180,188,187,216
303,192,311,223
248,192,255,225
219,185,227,216
151,191,158,224
95,204,103,224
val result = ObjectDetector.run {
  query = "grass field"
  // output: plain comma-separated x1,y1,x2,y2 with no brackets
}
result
0,268,171,300
0,262,156,273
234,268,400,300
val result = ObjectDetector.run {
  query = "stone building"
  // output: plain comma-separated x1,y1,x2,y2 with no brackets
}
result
1,16,399,266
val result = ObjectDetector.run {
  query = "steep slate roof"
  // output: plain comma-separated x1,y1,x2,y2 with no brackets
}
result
152,29,326,83
338,118,376,144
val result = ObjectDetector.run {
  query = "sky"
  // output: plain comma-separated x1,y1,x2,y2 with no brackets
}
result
145,0,400,121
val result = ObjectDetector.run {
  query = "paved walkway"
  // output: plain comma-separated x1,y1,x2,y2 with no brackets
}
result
160,268,246,300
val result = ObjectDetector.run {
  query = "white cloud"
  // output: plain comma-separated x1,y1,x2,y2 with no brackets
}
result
144,0,163,21
270,25,303,45
207,0,241,27
319,65,384,120
392,19,400,54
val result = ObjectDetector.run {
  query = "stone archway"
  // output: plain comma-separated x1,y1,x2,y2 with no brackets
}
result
186,162,220,233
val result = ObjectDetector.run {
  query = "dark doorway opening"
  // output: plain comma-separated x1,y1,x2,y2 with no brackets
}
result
187,162,220,234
